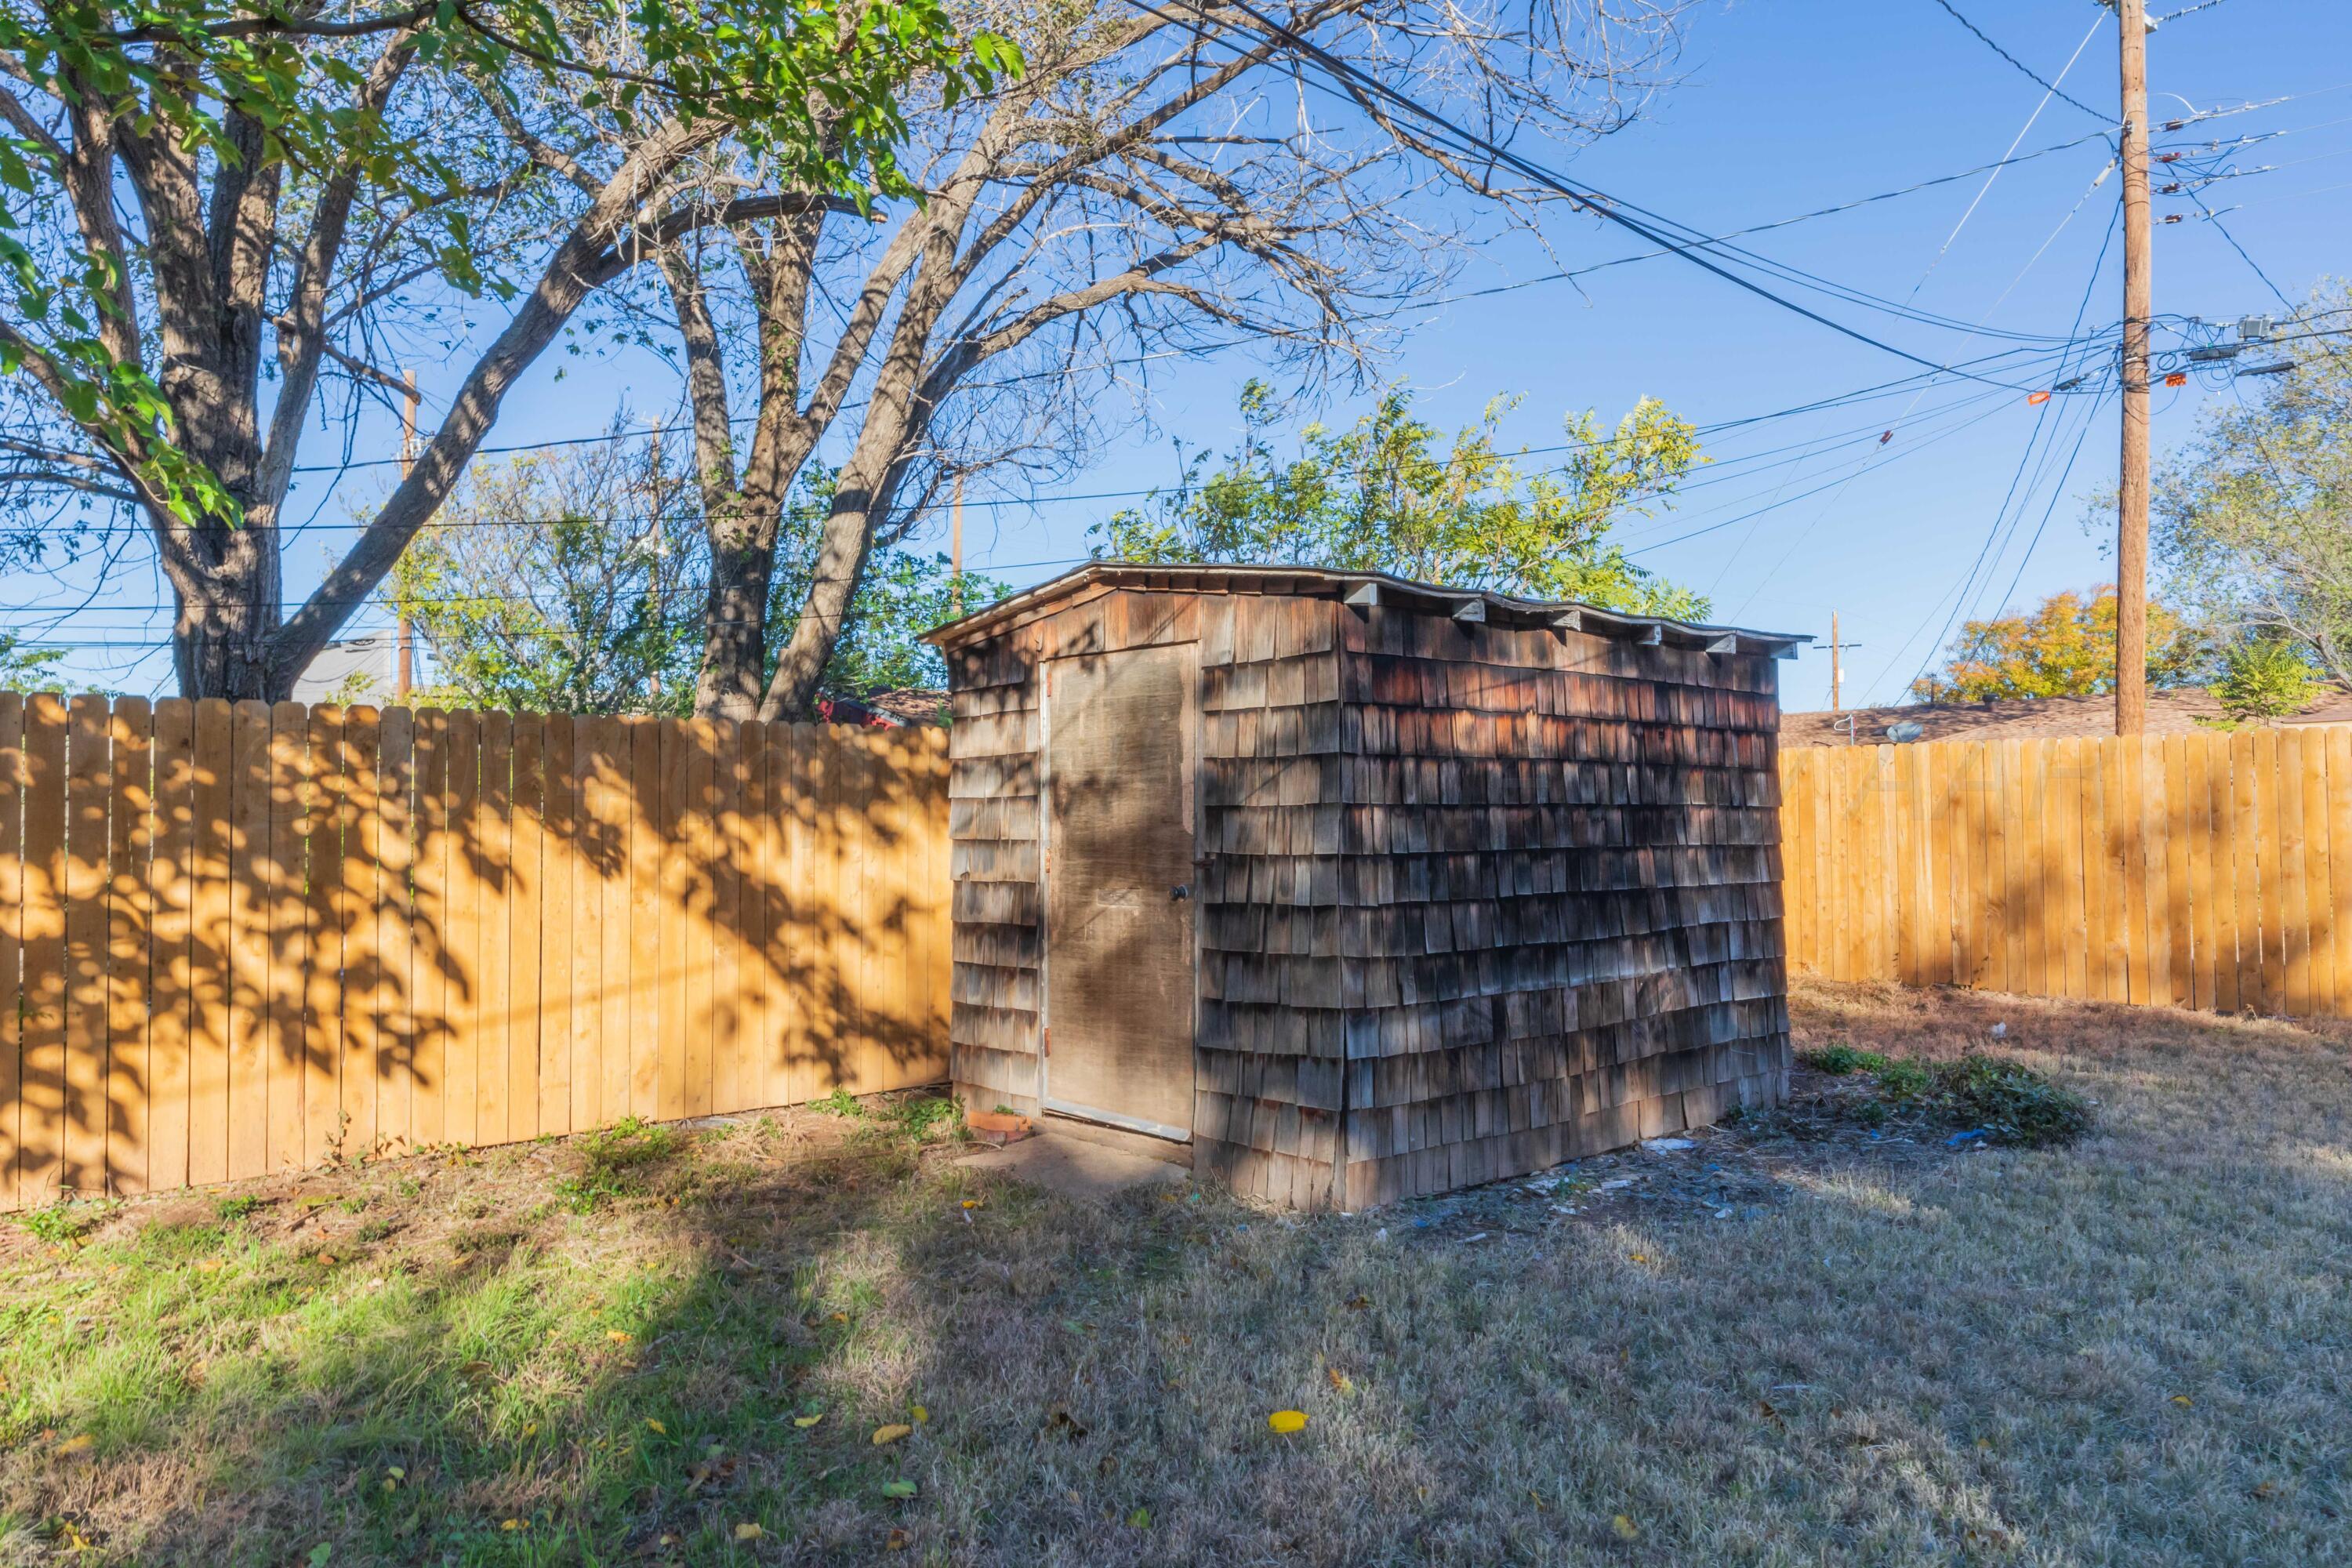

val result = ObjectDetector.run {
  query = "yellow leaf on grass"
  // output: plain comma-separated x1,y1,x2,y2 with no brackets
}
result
793,1414,823,1428
1611,1515,1639,1541
734,1522,765,1541
318,1254,337,1267
197,1258,223,1272
521,1422,539,1439
910,1405,928,1425
645,1419,666,1436
387,1466,405,1481
500,1519,524,1532
1267,1410,1308,1435
871,1424,913,1446
2170,1394,2193,1407
1326,1366,1355,1396
960,1200,982,1210
605,1330,632,1344
53,1434,93,1457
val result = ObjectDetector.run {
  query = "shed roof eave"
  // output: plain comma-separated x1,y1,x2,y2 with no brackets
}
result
922,561,1812,657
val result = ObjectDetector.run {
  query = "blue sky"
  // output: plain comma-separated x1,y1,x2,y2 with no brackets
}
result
17,0,2350,708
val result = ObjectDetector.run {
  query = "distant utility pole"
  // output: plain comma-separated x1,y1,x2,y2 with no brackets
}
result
1826,612,1864,720
397,370,418,700
949,474,965,618
2114,0,2154,737
1831,611,1843,713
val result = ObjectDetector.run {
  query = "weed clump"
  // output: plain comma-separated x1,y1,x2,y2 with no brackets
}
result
13,1203,97,1247
553,1117,682,1213
1802,1044,2089,1148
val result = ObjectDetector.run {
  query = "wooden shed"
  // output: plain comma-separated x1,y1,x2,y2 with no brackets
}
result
927,563,1809,1209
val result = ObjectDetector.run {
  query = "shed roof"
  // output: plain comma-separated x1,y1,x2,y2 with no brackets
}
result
924,561,1812,658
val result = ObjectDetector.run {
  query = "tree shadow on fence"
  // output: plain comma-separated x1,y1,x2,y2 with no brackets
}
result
0,692,950,1210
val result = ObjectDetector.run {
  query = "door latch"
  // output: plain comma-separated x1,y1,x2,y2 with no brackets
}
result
1170,883,1192,902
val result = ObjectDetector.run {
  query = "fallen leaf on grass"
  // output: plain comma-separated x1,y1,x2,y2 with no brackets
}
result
196,1258,223,1273
1325,1366,1355,1396
604,1330,631,1344
960,1200,982,1210
793,1414,823,1428
910,1404,928,1425
1611,1514,1639,1541
2251,1481,2278,1501
2170,1394,2193,1407
53,1434,93,1458
521,1421,539,1439
734,1522,765,1541
499,1519,527,1532
1267,1410,1308,1435
1127,1507,1152,1529
1345,1294,1370,1311
318,1254,337,1267
644,1418,666,1436
880,1479,917,1499
871,1424,913,1446
885,1527,910,1550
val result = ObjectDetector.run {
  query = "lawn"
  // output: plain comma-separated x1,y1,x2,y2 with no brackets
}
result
3,981,2350,1566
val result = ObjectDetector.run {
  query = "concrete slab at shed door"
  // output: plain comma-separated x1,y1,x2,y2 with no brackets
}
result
1044,643,1196,1141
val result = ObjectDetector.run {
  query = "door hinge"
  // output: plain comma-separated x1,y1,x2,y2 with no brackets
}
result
1041,1025,1051,1057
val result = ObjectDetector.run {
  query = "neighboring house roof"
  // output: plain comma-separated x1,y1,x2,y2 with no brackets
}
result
290,632,398,706
1784,687,2352,746
861,688,947,726
922,560,1812,657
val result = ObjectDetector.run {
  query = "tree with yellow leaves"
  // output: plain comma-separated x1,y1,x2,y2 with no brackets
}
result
1911,585,2205,702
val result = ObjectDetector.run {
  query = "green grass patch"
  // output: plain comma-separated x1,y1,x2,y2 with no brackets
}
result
1805,1044,2089,1147
551,1116,681,1214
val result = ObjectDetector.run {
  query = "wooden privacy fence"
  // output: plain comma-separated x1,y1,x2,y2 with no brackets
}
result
0,695,949,1212
1780,726,2352,1020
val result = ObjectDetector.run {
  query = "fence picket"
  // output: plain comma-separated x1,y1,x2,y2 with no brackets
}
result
106,699,153,1194
146,699,194,1196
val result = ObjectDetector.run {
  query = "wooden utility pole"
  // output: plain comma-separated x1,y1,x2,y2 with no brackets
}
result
2115,0,2154,736
397,370,418,700
949,474,965,617
1831,611,1843,714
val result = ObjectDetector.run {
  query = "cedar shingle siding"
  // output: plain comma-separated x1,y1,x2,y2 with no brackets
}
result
932,565,1806,1208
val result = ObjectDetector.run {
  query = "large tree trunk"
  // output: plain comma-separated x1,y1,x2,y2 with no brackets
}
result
693,525,779,719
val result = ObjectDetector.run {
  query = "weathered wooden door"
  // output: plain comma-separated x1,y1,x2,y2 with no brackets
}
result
1044,643,1196,1139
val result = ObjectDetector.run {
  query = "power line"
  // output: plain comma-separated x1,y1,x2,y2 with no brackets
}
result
1922,0,2109,121
1162,0,2089,389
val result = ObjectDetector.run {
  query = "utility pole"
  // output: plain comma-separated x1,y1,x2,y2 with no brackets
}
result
397,370,418,700
1831,611,1843,714
949,474,965,618
2114,0,2154,737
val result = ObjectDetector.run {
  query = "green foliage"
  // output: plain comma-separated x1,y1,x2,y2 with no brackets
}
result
1929,1055,2093,1147
1913,585,2205,702
877,1094,962,1142
2153,283,2352,688
388,426,709,714
392,434,1004,713
552,1117,682,1212
13,1202,91,1247
212,1195,266,1222
1091,380,1711,617
0,0,1015,525
1809,1048,2091,1148
2215,634,2321,721
1798,1043,1882,1076
811,1088,864,1120
0,633,63,694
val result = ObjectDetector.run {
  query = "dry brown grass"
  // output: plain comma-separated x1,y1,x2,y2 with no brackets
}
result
4,983,2350,1566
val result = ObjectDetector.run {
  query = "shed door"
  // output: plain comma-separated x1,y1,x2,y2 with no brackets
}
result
1045,644,1196,1139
